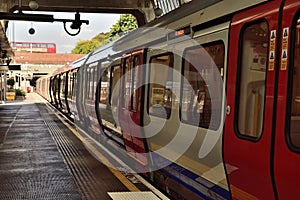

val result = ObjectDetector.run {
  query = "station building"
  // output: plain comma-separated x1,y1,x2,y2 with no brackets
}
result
1,52,84,99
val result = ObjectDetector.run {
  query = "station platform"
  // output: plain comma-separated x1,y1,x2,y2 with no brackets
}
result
0,93,168,200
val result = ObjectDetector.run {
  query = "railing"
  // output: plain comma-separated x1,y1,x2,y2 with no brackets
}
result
153,0,192,16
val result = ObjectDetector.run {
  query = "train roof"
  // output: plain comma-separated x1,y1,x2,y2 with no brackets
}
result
50,53,87,76
50,0,271,77
85,35,125,65
50,35,126,76
81,0,273,66
147,0,269,28
112,0,270,51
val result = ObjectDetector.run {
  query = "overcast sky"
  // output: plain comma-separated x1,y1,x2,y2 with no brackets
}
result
6,12,121,53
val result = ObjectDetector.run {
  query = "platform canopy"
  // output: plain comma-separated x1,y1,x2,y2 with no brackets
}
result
0,0,195,61
0,0,193,25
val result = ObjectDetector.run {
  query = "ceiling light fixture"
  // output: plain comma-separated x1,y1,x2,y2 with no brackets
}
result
28,1,39,10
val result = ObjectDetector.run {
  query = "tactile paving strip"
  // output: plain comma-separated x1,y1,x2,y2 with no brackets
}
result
37,103,130,200
0,103,82,199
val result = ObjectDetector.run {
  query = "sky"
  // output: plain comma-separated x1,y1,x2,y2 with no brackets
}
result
6,12,121,53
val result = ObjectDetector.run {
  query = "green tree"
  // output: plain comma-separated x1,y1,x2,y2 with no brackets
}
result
108,14,138,38
71,39,100,54
92,32,110,47
72,33,109,54
93,32,109,42
71,14,138,54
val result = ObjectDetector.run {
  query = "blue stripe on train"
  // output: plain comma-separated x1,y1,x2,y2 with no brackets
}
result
152,153,231,200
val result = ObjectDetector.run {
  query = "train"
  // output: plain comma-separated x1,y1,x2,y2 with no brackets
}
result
10,42,56,53
36,0,300,199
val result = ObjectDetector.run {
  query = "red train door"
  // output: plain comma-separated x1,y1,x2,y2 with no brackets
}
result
119,51,148,167
274,1,300,198
224,1,280,199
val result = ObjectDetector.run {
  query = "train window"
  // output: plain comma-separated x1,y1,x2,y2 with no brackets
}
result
237,21,268,138
86,68,90,100
67,70,76,98
181,41,224,130
90,68,94,100
67,71,72,98
148,53,174,119
131,55,140,111
100,68,110,104
87,66,95,100
99,64,122,106
110,65,121,106
289,16,300,148
93,66,98,101
60,73,66,99
53,76,59,106
72,70,77,98
49,77,53,102
122,57,132,108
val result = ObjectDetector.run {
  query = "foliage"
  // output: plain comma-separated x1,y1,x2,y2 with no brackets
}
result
92,32,109,42
15,88,26,96
108,14,138,38
71,33,110,54
71,40,100,54
7,78,15,89
71,14,138,54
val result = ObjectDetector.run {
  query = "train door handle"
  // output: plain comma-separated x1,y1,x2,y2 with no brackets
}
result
226,105,231,115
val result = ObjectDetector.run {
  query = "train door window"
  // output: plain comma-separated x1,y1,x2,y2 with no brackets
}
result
93,65,98,101
60,73,66,99
72,70,77,98
67,70,77,98
122,57,132,108
67,71,73,98
49,77,53,101
148,53,174,119
288,15,300,149
89,67,94,100
53,76,59,104
181,41,224,130
100,68,110,104
131,55,140,111
237,21,268,138
86,68,90,99
110,65,121,106
86,66,95,100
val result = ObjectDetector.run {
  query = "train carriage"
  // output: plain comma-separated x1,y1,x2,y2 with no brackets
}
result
36,0,300,199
